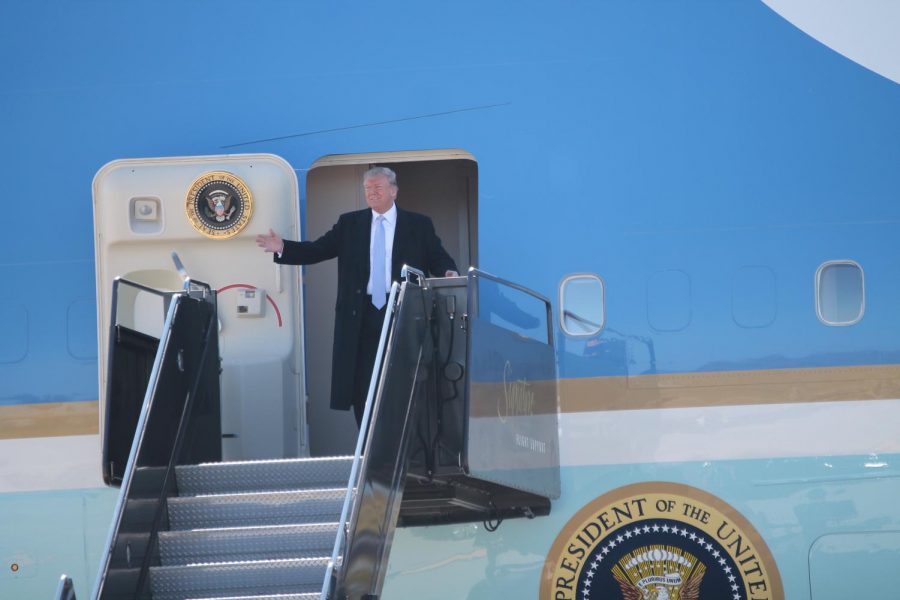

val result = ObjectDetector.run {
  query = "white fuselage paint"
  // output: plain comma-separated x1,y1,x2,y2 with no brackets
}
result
763,0,900,84
559,398,900,466
0,435,104,493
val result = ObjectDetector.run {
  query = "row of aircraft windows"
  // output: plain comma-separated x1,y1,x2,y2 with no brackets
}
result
0,299,97,364
559,260,865,337
0,262,867,364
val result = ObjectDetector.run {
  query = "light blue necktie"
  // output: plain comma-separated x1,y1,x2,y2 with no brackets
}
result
372,215,386,309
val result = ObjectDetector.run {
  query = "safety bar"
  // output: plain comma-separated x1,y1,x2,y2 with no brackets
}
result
466,266,555,345
54,575,77,600
321,280,401,599
91,279,219,599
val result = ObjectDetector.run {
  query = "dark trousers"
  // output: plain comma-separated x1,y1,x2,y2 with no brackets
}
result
351,297,387,427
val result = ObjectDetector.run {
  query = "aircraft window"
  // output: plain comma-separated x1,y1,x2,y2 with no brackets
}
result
0,303,28,363
559,274,605,336
816,260,864,326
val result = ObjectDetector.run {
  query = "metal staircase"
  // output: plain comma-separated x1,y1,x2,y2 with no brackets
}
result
84,267,560,600
148,457,351,599
90,271,420,600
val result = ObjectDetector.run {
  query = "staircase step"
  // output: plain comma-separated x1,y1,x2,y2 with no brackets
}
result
158,522,339,565
168,488,347,530
187,595,320,600
176,457,353,495
149,558,327,600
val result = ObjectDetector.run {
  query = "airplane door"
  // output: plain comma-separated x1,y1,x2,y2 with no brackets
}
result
305,151,477,455
93,154,307,460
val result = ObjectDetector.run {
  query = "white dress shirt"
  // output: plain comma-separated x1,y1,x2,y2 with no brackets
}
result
367,203,396,295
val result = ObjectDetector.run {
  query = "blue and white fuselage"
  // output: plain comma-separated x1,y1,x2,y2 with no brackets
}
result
1,2,899,598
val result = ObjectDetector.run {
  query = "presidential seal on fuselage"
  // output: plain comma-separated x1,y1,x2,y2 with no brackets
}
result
541,482,783,600
186,171,253,239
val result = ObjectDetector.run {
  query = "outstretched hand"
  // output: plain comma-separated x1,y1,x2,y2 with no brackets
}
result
256,228,284,254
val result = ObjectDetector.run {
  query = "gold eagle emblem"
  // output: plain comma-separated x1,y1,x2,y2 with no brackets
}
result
186,171,253,239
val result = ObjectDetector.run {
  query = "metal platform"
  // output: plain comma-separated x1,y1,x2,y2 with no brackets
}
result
89,274,559,600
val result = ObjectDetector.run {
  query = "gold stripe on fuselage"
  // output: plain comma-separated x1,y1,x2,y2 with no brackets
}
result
560,364,900,413
0,401,98,439
3,365,898,437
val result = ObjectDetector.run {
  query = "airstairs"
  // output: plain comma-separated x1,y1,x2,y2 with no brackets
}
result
142,457,349,599
83,266,560,600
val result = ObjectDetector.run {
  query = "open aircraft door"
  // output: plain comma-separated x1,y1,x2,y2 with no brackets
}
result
93,154,307,463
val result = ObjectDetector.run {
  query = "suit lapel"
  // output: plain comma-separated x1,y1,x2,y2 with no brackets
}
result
392,207,407,280
360,208,372,283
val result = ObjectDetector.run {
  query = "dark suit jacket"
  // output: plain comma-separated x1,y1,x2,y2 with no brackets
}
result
275,206,458,410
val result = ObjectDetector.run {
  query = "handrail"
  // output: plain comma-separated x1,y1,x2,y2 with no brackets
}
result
91,279,219,600
170,250,191,290
401,264,426,286
102,276,179,485
111,276,176,297
338,275,435,597
321,268,558,596
92,290,180,599
467,266,554,346
54,575,77,600
321,281,401,599
466,266,552,305
133,291,219,596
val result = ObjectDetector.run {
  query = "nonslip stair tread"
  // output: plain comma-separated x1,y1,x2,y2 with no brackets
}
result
158,522,339,565
147,457,357,599
153,556,330,568
167,488,347,529
175,487,347,500
186,592,321,600
176,456,354,495
186,594,320,600
158,521,340,541
149,557,329,600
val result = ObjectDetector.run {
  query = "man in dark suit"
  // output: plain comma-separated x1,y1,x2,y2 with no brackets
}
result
256,167,458,426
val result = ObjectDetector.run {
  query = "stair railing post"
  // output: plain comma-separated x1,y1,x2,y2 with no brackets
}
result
320,282,401,600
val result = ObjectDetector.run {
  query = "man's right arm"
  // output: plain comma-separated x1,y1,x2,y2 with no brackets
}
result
277,219,341,265
256,217,342,266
